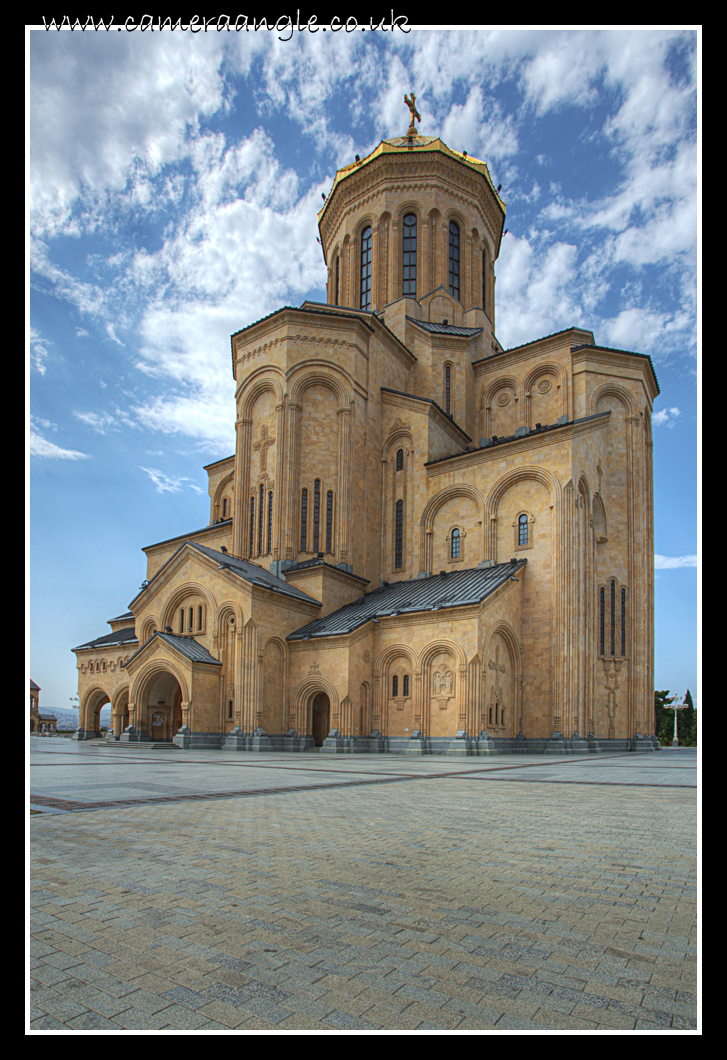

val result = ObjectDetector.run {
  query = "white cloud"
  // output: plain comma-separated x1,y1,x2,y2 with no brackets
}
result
140,466,204,494
652,407,681,428
655,554,697,568
30,327,50,375
29,430,89,460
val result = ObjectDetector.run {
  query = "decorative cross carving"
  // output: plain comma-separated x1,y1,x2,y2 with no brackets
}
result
488,644,506,677
253,424,275,474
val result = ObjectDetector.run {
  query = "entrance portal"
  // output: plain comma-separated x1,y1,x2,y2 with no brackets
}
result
144,670,183,741
311,692,330,746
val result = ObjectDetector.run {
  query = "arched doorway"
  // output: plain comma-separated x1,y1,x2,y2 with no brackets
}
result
311,692,330,746
143,670,183,741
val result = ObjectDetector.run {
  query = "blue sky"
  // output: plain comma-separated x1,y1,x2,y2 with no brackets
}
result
28,26,699,714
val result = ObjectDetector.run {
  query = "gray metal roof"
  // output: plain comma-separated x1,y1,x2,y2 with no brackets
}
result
407,317,483,337
122,631,223,670
288,561,526,640
72,626,139,652
188,543,322,607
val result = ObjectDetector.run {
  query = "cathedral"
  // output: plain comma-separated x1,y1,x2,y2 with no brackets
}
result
72,102,660,755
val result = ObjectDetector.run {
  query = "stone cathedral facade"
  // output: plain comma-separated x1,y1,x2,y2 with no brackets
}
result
72,111,660,755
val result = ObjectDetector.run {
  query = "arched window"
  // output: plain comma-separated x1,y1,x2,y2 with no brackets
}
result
222,497,228,518
249,497,255,556
451,527,460,559
396,448,404,471
610,579,616,657
403,213,417,295
258,483,264,555
360,226,372,310
392,675,398,697
313,480,321,552
482,247,487,312
518,513,529,547
599,586,605,656
621,587,627,656
267,490,274,554
326,490,334,553
448,220,460,300
179,608,185,634
403,674,410,697
334,255,340,306
188,607,194,633
300,489,308,551
445,364,452,415
395,499,403,569
197,605,203,631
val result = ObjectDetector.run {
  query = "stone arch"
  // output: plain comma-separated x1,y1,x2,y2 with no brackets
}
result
590,383,633,417
419,638,467,739
523,361,568,427
420,483,485,571
291,675,340,738
213,472,234,522
261,636,287,736
141,617,157,644
110,685,130,738
80,685,112,734
131,659,188,737
481,374,522,439
161,581,216,635
289,367,351,411
482,620,522,736
593,493,608,542
486,465,561,563
240,373,285,422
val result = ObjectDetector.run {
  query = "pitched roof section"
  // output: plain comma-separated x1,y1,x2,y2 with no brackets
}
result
407,317,483,337
122,631,223,671
188,543,322,607
288,561,526,641
72,626,139,652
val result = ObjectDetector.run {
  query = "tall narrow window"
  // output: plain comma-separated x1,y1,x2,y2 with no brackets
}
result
258,483,264,555
395,499,403,569
518,514,529,547
610,579,616,656
445,364,452,415
179,608,185,634
326,490,333,553
599,587,605,655
402,213,417,295
188,607,193,632
392,675,398,697
360,226,372,310
482,248,486,310
451,527,460,559
403,674,410,697
621,588,626,656
222,497,228,518
267,491,274,554
448,220,460,300
313,479,321,552
300,489,308,551
396,447,404,471
250,497,255,556
335,255,340,306
197,605,203,631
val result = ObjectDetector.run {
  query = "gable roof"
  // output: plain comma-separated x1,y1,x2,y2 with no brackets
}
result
288,560,525,641
123,631,223,670
72,626,139,652
128,541,322,610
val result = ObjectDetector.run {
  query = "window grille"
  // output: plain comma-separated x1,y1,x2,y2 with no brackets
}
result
403,213,417,295
395,499,403,569
313,479,321,552
449,221,460,300
360,226,372,310
451,527,460,559
300,489,307,551
326,491,333,553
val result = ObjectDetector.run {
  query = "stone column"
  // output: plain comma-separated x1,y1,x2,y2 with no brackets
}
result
337,403,352,564
285,402,301,560
233,417,252,558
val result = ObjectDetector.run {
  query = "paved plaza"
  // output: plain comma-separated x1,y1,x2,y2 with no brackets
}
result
29,739,698,1032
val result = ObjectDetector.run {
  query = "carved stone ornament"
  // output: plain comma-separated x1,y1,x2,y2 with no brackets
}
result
309,661,320,675
389,417,411,434
537,379,552,394
496,390,512,406
363,650,371,662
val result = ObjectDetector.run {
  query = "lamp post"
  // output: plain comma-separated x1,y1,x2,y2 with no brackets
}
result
670,694,684,747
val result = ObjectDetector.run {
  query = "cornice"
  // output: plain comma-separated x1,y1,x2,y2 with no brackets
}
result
473,328,594,373
571,344,660,399
424,413,610,475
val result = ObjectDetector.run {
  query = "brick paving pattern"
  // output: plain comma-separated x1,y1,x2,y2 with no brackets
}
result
29,744,698,1031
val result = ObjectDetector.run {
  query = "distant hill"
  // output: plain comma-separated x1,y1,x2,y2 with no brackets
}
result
35,707,112,731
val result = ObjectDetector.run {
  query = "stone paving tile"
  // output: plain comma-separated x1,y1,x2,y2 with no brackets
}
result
30,752,697,1032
